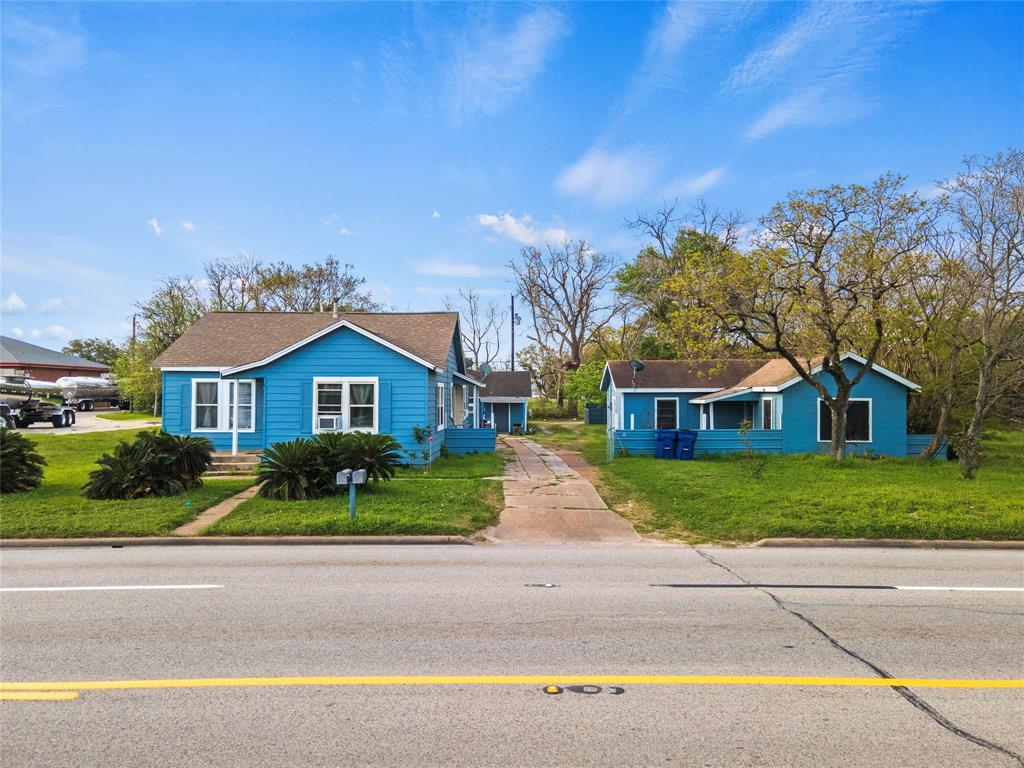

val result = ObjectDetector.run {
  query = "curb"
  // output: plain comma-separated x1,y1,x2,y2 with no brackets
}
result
751,537,1024,550
0,535,475,549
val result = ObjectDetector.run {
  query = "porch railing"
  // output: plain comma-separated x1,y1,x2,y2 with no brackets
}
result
609,429,783,458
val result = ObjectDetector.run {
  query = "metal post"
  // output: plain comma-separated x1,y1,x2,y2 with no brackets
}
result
348,482,356,520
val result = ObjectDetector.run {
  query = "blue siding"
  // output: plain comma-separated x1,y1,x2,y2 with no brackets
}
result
479,401,526,432
161,371,267,452
611,429,783,457
906,434,948,458
780,359,908,456
620,392,706,430
445,428,497,455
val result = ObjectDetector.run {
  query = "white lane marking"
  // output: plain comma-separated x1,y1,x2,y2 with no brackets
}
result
0,584,223,593
894,586,1024,592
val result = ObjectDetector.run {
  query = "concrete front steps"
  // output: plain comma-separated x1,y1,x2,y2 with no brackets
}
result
207,450,261,478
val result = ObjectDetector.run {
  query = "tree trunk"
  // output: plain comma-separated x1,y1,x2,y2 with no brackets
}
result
959,361,994,480
918,400,952,459
829,397,848,461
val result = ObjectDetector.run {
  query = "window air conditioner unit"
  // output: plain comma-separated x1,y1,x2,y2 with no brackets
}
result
318,415,344,432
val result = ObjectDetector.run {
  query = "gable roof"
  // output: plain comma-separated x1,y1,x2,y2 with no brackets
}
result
0,335,108,371
469,370,532,398
152,312,460,371
602,359,765,391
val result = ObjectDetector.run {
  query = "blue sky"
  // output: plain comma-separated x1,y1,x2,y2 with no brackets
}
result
1,1,1021,348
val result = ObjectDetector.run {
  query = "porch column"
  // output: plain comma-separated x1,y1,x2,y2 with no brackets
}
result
231,381,239,457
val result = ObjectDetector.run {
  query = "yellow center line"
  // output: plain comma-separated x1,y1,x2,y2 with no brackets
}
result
0,691,79,701
1,675,1021,692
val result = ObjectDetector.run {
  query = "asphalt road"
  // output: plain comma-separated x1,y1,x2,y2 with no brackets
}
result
1,544,1022,767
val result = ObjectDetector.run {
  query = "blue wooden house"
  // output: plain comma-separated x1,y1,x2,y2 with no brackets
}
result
472,370,531,433
600,353,943,458
152,311,496,462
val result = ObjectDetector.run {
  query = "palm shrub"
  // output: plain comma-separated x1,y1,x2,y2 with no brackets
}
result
137,431,213,488
84,438,182,500
0,427,47,493
257,438,328,500
338,432,402,484
312,431,351,492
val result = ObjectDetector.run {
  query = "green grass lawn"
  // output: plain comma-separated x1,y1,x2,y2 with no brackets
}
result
203,451,505,536
531,423,1024,543
95,411,161,422
0,431,253,538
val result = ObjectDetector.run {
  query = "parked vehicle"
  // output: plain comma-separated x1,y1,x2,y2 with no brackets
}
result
56,376,125,411
0,377,77,429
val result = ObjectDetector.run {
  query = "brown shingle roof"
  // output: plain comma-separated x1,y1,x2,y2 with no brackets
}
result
605,359,765,390
470,370,532,398
151,312,459,370
734,356,822,388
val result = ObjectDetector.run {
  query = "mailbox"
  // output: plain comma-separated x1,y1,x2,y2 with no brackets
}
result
336,467,368,519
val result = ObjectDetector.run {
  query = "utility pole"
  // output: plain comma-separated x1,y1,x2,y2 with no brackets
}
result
510,295,515,371
131,314,137,345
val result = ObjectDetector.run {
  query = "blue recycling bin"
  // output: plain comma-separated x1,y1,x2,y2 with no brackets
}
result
675,429,698,460
655,429,677,459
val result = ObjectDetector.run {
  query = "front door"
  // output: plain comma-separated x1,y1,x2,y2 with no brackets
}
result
495,403,511,433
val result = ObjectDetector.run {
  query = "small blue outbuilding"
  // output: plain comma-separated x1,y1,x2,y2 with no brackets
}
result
600,354,943,458
152,311,498,462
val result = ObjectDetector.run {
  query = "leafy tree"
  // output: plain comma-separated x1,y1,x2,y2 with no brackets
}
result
943,150,1024,478
564,359,606,407
111,340,162,413
664,174,936,460
62,338,123,367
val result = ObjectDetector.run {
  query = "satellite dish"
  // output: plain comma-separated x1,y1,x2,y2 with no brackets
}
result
628,359,645,388
479,363,493,376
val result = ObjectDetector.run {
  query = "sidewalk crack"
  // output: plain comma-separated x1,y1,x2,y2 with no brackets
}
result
695,548,1024,767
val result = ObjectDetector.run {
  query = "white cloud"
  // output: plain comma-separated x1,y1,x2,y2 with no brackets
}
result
181,220,195,232
2,13,86,79
39,297,67,314
339,227,352,236
731,3,927,141
323,213,342,227
1,293,28,314
448,7,569,121
414,260,507,279
915,182,945,201
556,146,657,207
147,217,162,236
29,324,69,340
8,326,24,338
662,166,726,198
432,210,441,220
476,213,569,246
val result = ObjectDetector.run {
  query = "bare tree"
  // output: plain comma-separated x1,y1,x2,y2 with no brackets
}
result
943,150,1024,478
510,240,619,408
205,252,264,311
444,289,507,369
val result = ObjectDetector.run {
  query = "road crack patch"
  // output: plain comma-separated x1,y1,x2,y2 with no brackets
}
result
694,548,1024,767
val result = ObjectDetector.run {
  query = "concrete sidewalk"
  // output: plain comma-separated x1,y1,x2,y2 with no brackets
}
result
488,438,640,544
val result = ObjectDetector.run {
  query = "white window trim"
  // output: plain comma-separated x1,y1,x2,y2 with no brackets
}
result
760,396,774,430
654,397,679,430
817,397,872,443
312,376,379,435
436,382,446,431
191,379,256,433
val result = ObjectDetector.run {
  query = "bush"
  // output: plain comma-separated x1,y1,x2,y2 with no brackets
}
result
337,432,403,484
83,431,214,500
528,398,578,421
0,427,47,493
257,438,329,500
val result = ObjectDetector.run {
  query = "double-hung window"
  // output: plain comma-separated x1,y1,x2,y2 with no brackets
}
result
436,382,446,431
818,399,871,442
192,379,255,432
313,378,377,434
761,397,774,430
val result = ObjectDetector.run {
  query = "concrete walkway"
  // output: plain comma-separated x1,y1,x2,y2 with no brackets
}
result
489,438,640,544
173,483,261,536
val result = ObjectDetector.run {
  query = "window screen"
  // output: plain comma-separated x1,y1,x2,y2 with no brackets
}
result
655,399,677,429
819,400,870,442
